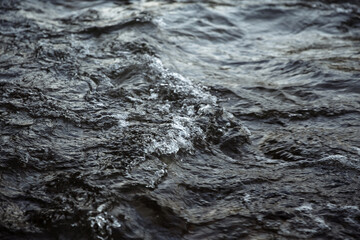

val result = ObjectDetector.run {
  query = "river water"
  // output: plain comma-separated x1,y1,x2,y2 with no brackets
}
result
1,0,360,239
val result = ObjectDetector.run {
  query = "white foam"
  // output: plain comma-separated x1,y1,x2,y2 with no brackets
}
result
148,92,158,100
295,203,313,212
336,7,353,14
112,219,122,228
153,17,166,27
352,146,360,155
147,55,217,104
97,203,107,212
88,211,122,237
243,193,251,203
114,113,128,127
146,116,204,155
89,215,106,229
314,217,330,230
158,103,171,114
198,104,213,115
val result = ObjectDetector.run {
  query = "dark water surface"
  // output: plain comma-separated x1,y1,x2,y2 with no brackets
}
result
1,0,360,239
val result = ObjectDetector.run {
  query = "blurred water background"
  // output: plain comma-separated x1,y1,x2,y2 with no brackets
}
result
1,0,360,239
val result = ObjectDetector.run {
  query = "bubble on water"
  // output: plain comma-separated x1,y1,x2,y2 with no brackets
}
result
90,215,107,229
88,211,122,239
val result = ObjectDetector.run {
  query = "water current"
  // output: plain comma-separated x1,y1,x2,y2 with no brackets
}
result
1,0,360,239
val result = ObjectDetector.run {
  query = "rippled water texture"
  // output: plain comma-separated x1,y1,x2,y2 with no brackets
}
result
1,0,360,239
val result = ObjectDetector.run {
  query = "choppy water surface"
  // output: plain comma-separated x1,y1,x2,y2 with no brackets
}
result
1,0,360,239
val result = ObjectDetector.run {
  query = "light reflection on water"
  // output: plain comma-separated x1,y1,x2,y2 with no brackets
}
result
0,0,360,239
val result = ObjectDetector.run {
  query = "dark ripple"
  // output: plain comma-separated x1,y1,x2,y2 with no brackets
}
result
1,0,360,239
